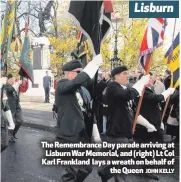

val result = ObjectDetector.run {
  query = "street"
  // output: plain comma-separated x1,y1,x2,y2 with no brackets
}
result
22,108,56,130
1,126,179,182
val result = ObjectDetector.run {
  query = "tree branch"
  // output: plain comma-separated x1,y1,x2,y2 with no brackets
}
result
17,12,38,19
19,28,38,36
17,0,22,7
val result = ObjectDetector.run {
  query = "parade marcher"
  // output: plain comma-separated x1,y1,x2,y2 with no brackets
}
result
134,73,175,142
4,74,23,143
166,87,179,143
101,72,111,135
163,69,171,89
94,71,111,134
55,55,102,182
1,77,15,151
43,71,51,103
98,66,150,182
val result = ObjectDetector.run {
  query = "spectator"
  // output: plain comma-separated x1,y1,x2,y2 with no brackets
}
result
43,71,51,103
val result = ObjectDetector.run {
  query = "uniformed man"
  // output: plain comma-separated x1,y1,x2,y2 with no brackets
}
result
166,87,179,143
55,55,102,182
98,66,150,182
134,73,175,142
1,77,15,151
4,74,23,143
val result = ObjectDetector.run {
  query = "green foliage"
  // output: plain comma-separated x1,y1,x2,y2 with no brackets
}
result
48,17,78,76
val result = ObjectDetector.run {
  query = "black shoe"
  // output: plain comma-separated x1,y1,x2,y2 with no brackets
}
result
13,134,18,139
9,137,16,143
98,172,108,182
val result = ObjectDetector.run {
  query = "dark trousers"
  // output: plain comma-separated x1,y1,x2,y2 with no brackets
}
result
98,136,129,181
44,87,50,102
12,106,23,136
62,165,92,182
56,137,93,182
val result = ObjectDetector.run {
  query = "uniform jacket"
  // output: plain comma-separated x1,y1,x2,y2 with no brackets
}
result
4,84,20,115
43,75,51,88
55,72,91,142
164,76,171,89
106,81,139,139
170,88,179,121
139,87,165,129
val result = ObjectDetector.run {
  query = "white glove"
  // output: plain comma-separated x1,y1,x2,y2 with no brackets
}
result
161,88,175,101
132,82,144,96
13,80,22,92
82,54,103,79
167,88,175,95
137,115,157,132
50,87,55,92
139,75,150,85
4,110,15,130
160,122,164,130
19,80,23,85
0,77,7,84
92,123,102,143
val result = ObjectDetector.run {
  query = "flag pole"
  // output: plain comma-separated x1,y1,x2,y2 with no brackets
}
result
161,18,177,121
132,54,153,134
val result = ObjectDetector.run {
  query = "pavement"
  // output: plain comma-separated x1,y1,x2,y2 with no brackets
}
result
21,101,56,132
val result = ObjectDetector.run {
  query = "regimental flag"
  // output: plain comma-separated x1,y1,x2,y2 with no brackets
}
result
139,18,167,73
68,0,113,56
164,32,180,88
19,23,34,83
77,31,91,68
0,0,16,68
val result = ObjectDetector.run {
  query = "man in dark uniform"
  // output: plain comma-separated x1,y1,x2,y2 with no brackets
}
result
55,55,102,182
162,69,172,123
134,73,175,141
98,66,150,182
4,74,23,143
94,72,111,134
163,69,171,89
1,77,15,151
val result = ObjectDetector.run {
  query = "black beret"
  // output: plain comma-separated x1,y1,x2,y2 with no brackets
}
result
111,66,128,77
7,74,13,80
62,59,83,71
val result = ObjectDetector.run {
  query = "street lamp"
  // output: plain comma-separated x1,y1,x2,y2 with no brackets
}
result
111,12,123,70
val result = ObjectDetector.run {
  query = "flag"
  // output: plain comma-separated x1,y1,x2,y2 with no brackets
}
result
0,0,16,68
19,30,34,83
164,32,180,88
68,0,113,56
139,18,167,73
76,31,91,68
